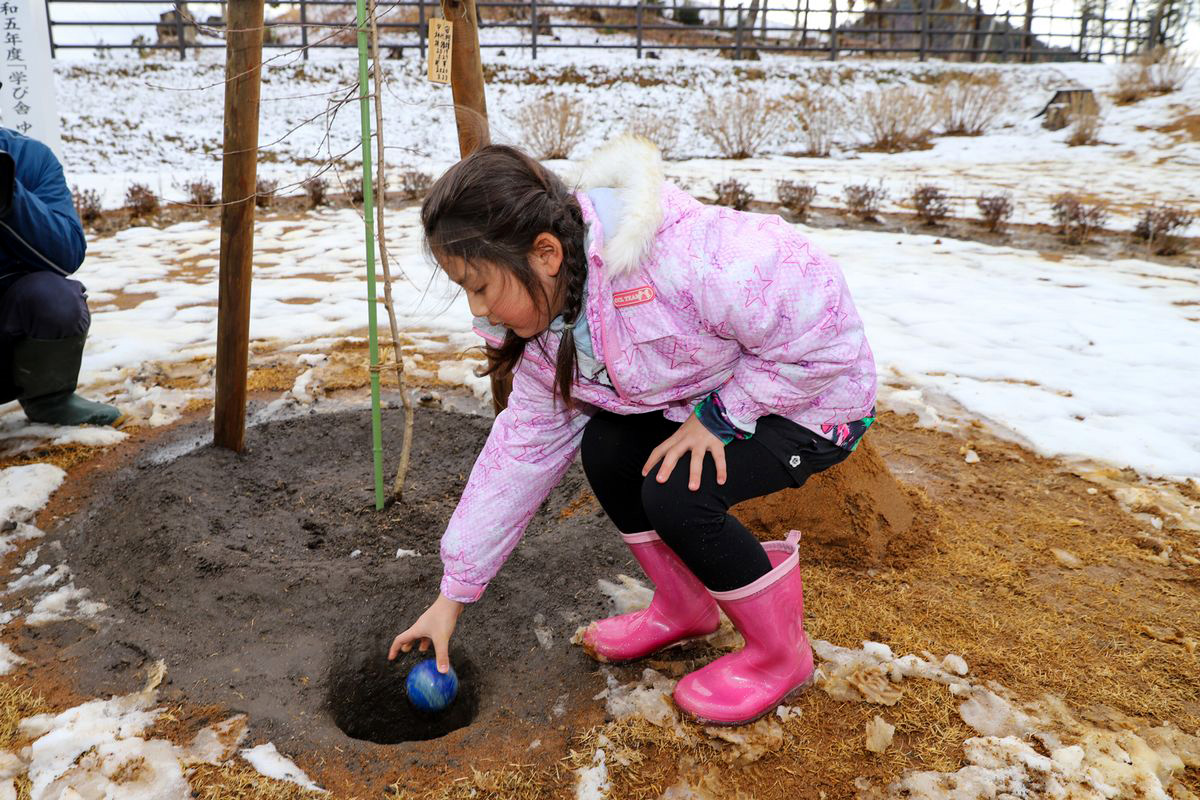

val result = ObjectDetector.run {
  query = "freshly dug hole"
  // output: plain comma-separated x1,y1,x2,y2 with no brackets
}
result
327,624,481,743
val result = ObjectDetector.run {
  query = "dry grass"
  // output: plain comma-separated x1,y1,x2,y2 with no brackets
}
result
787,87,846,157
1066,94,1103,146
931,73,1010,136
623,110,680,159
188,762,327,800
1133,205,1194,255
1052,192,1110,244
843,182,889,221
975,192,1014,233
776,180,818,219
517,95,586,160
697,90,788,159
712,178,753,210
0,680,48,750
858,87,935,152
1113,46,1196,104
911,184,951,225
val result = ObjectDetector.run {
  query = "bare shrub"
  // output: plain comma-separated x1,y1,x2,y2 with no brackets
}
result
255,178,278,209
697,90,788,159
304,176,328,208
72,186,103,225
787,88,846,157
1051,193,1109,245
1066,94,1102,146
1134,205,1193,255
1113,47,1195,104
624,110,679,159
843,183,888,221
712,178,753,211
180,177,217,207
517,95,585,159
931,73,1010,136
911,185,950,225
975,192,1014,233
398,170,433,200
345,176,364,204
125,183,159,218
1145,46,1195,93
776,180,817,219
859,87,934,152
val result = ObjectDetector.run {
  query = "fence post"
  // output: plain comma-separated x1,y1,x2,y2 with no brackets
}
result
719,0,725,29
1002,10,1011,60
1023,0,1033,62
531,0,538,58
43,0,56,58
918,0,927,60
735,4,744,59
300,0,309,59
1077,7,1089,60
1097,0,1108,59
419,0,426,60
1122,0,1133,58
829,0,838,59
636,0,644,58
176,2,187,60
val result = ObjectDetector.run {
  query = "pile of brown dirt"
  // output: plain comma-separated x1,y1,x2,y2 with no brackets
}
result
737,438,937,566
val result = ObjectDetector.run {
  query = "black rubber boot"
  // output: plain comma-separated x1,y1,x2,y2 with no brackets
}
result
12,335,120,427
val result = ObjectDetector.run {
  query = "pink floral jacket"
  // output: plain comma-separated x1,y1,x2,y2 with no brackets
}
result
440,137,877,603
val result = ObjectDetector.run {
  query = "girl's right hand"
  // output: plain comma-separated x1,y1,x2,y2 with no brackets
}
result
388,593,465,674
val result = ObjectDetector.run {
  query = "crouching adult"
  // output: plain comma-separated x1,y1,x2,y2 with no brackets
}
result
0,127,118,426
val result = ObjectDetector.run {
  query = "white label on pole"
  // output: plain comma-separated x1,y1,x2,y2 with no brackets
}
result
0,0,63,159
428,18,453,84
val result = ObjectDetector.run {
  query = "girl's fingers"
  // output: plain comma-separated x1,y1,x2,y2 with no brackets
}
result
688,446,704,491
713,444,727,485
656,445,683,483
434,636,451,673
418,639,430,653
642,441,668,476
388,635,405,661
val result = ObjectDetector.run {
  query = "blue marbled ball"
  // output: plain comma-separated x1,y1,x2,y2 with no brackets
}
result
405,658,459,712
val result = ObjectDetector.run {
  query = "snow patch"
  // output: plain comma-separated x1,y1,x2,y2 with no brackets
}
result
0,465,65,524
240,743,324,793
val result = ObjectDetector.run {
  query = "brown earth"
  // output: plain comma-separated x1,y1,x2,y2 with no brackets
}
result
5,402,1198,799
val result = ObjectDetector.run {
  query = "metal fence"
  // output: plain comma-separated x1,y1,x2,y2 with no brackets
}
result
45,0,1186,62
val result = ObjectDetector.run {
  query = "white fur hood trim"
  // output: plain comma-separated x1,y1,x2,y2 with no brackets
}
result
574,135,665,279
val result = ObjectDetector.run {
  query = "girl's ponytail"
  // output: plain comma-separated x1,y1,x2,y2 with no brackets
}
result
421,145,587,408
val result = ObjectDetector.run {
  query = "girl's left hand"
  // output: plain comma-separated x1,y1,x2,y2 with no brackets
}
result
642,414,727,491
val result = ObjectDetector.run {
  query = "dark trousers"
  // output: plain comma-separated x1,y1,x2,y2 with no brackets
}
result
580,410,849,592
0,272,91,402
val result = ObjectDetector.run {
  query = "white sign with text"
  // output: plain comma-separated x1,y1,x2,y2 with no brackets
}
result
0,0,62,158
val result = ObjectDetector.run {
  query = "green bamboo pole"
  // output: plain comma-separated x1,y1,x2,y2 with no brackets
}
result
355,0,386,510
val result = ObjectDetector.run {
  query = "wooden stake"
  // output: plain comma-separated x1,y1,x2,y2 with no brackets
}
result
214,0,265,452
443,0,490,157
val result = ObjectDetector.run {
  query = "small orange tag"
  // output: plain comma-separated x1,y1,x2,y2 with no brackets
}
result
613,285,655,308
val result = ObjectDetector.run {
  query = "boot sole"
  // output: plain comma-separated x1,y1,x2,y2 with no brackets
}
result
582,629,718,665
680,674,815,727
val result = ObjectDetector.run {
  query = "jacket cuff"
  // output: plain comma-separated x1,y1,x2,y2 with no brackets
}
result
714,379,764,433
440,574,486,604
694,391,755,444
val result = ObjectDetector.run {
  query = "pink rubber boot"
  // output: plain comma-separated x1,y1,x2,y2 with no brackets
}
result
581,531,720,663
672,531,814,726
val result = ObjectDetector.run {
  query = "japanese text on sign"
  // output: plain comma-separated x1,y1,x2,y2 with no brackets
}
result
427,18,453,84
0,0,61,156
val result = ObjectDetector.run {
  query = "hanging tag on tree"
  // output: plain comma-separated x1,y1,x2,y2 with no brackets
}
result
427,18,453,84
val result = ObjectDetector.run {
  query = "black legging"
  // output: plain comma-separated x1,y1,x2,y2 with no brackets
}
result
580,410,832,592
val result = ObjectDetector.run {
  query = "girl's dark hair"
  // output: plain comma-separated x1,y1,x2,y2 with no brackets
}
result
421,145,588,408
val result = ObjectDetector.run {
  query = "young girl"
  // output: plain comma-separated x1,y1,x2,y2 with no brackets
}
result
389,136,876,726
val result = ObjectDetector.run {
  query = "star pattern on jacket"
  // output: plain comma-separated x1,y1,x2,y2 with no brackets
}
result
741,264,773,308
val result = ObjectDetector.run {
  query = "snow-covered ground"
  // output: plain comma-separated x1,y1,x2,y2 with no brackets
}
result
56,53,1200,231
2,201,1196,478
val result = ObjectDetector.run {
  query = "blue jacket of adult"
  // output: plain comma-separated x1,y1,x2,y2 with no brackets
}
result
0,127,87,294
